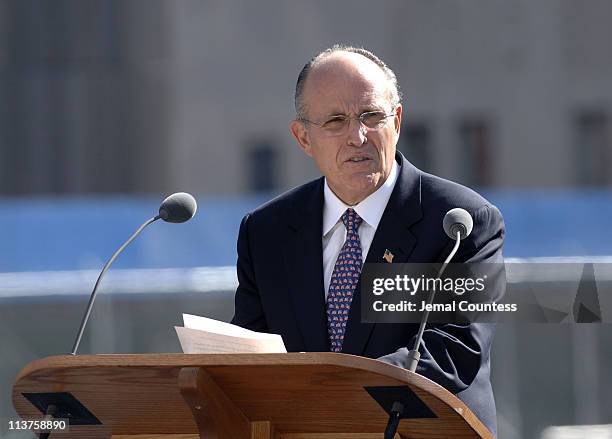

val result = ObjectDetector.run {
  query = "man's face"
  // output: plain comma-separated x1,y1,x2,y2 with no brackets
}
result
290,52,402,205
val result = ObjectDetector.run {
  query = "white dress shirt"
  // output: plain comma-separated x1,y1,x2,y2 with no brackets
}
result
322,161,399,299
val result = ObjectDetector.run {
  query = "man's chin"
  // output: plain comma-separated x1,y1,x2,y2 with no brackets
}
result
349,171,383,187
343,176,384,202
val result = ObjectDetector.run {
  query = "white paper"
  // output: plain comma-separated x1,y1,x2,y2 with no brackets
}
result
175,313,287,354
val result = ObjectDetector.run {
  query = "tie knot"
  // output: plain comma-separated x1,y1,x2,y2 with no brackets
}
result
341,208,363,233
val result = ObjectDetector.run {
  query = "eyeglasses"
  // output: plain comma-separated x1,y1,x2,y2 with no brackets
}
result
298,110,396,136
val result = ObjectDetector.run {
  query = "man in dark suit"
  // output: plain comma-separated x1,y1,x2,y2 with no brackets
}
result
232,45,504,436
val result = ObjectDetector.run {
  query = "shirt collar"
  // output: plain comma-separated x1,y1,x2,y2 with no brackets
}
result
323,160,399,236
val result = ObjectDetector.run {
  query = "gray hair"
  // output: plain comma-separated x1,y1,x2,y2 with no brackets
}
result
294,44,402,119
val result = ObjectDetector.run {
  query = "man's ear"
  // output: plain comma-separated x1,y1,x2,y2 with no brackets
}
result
290,119,313,157
394,104,403,134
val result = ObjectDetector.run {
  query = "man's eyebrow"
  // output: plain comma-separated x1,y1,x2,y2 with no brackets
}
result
360,101,387,112
323,110,346,117
323,106,385,118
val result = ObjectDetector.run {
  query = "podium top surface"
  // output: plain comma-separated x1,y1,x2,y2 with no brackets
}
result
13,353,493,438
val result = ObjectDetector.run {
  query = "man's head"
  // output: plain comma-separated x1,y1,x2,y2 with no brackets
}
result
290,45,403,206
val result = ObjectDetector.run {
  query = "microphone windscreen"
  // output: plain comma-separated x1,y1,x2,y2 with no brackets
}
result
159,192,198,223
443,208,473,240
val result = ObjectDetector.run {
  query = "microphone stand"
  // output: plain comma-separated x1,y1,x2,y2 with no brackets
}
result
406,229,462,372
383,230,462,439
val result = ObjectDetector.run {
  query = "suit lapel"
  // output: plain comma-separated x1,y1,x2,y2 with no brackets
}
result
341,153,424,355
283,178,330,352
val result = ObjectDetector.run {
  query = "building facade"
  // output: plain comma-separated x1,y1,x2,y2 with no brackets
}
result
1,0,611,196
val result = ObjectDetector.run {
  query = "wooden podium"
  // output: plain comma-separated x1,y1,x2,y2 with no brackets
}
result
13,353,493,439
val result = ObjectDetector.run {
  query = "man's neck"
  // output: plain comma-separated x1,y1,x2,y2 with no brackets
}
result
327,178,386,206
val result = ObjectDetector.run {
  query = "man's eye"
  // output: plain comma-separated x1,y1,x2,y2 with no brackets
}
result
322,116,347,129
362,112,386,125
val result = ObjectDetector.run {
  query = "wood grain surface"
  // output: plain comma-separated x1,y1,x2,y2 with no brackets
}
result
12,353,493,439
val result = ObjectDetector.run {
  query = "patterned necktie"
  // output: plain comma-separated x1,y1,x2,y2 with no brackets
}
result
326,208,363,352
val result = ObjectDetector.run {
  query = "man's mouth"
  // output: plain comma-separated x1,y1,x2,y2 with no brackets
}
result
347,157,371,163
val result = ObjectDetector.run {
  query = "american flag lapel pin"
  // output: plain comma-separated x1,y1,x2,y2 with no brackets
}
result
383,249,394,263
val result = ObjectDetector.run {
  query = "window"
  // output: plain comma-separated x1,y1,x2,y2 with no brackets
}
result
248,142,279,192
458,119,493,188
574,110,610,187
398,121,432,171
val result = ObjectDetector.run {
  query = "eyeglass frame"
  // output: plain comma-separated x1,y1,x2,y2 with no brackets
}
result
297,109,397,136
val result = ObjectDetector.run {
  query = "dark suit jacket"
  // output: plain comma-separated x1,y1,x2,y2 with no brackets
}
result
231,151,505,436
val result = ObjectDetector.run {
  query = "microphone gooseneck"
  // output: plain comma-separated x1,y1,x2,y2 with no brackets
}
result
406,208,473,372
70,216,159,355
70,192,198,356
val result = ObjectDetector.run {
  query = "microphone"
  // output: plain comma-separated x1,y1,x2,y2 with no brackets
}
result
406,208,473,372
443,207,473,240
158,192,197,223
69,192,198,355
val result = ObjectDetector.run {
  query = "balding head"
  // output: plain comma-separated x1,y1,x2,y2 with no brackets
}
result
295,45,401,120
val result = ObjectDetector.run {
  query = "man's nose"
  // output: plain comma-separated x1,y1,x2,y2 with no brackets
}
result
346,117,368,146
